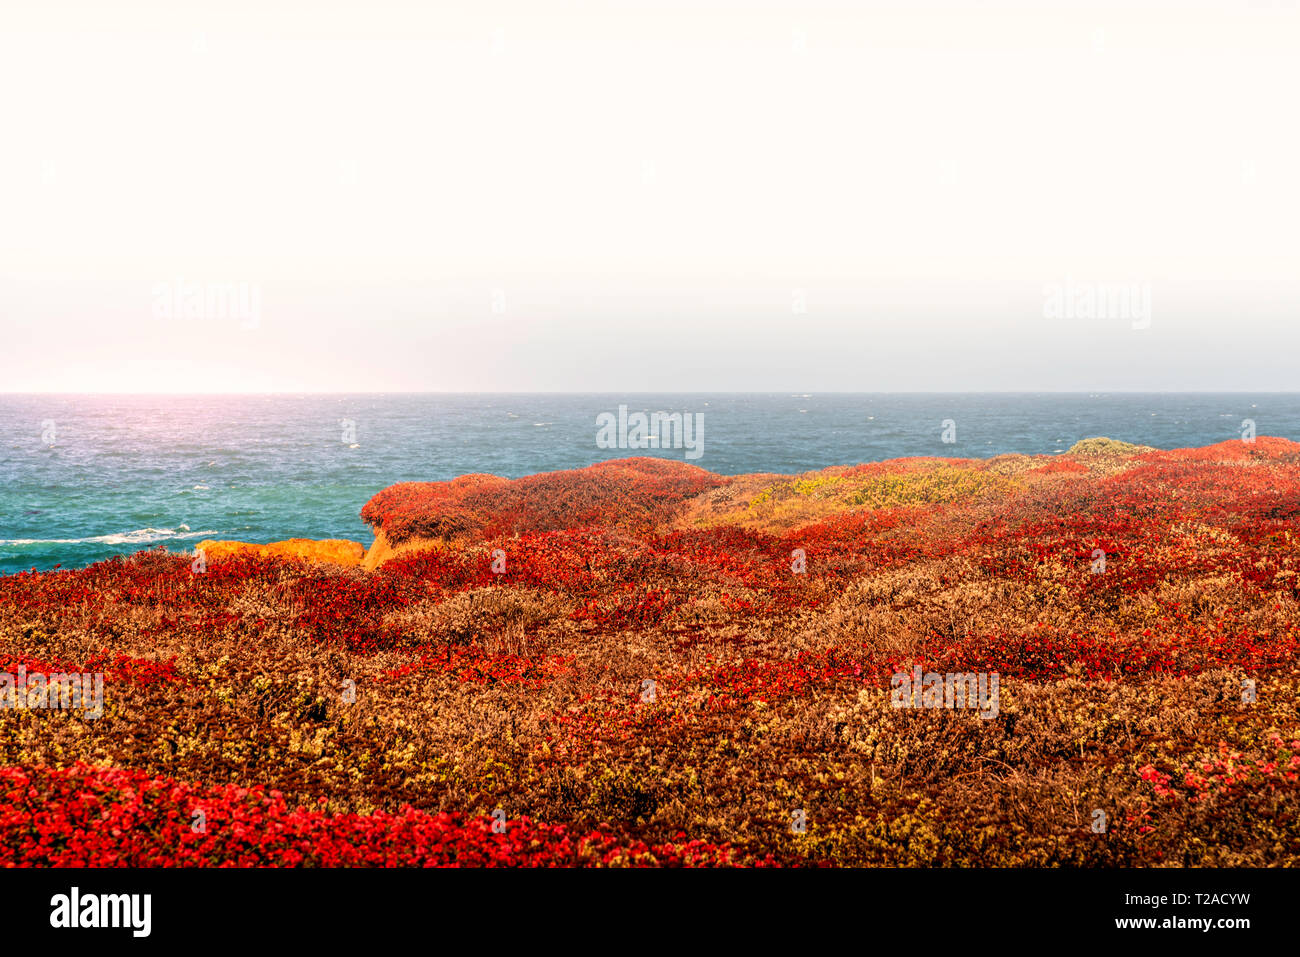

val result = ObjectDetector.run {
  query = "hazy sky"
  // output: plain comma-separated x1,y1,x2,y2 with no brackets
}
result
2,0,1297,392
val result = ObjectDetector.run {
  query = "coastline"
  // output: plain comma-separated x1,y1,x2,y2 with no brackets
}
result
4,435,1300,866
187,434,1288,574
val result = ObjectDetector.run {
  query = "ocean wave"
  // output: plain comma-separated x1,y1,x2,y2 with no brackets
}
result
0,528,218,546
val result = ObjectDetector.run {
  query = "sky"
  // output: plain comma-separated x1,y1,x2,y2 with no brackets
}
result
1,0,1297,392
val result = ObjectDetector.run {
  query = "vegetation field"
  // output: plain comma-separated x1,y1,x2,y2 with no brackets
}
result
4,438,1299,866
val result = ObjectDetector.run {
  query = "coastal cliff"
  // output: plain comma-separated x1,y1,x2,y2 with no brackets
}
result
354,438,1285,569
7,436,1300,867
197,436,1300,574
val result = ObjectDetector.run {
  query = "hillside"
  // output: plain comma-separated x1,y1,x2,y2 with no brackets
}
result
2,437,1299,865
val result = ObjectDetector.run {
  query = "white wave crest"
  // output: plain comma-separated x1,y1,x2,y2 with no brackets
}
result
0,528,218,546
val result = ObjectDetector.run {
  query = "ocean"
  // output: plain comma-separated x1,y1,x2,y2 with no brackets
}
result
1,393,1295,575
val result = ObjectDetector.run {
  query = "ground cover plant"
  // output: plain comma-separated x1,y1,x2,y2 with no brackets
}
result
3,438,1299,866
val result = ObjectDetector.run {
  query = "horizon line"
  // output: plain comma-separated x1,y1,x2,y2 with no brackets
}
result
4,390,1300,397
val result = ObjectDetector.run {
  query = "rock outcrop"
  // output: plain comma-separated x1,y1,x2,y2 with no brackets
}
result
359,529,439,572
194,538,366,567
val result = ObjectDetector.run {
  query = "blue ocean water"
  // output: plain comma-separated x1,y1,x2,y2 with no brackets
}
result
1,393,1295,575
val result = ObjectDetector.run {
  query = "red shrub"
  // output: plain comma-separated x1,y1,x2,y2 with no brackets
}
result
361,458,727,544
